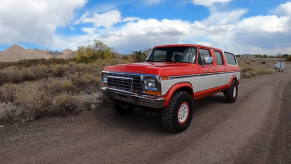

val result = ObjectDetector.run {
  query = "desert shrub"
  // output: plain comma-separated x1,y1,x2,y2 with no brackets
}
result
0,58,125,86
52,93,81,116
71,73,101,93
132,51,147,62
241,67,254,73
261,61,267,64
0,58,76,70
241,66,275,79
0,83,18,102
76,40,113,63
287,56,291,61
14,83,52,119
46,78,75,94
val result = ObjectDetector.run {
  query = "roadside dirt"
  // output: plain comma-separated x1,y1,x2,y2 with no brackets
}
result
1,64,291,164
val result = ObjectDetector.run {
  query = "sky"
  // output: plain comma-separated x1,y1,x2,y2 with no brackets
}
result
0,0,291,55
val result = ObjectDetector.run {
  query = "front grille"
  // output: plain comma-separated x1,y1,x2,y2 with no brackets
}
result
107,73,143,93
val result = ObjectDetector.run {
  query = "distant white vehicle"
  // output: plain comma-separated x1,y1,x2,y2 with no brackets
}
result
274,62,285,72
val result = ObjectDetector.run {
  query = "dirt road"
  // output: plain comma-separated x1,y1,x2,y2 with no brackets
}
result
1,64,291,164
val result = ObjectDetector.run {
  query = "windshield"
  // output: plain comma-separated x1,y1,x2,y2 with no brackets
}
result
146,46,197,63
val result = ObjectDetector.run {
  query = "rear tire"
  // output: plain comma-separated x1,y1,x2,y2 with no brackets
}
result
161,91,194,133
111,100,135,115
224,80,238,103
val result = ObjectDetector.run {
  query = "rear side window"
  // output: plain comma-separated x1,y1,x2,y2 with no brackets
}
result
198,49,211,65
214,51,224,65
224,52,237,65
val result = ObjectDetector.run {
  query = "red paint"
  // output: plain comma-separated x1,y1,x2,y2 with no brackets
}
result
103,44,241,108
103,44,240,77
161,83,193,107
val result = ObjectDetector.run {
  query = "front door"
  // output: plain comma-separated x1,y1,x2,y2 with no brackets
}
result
195,48,218,92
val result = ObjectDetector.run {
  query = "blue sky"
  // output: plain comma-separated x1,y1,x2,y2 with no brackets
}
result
0,0,291,55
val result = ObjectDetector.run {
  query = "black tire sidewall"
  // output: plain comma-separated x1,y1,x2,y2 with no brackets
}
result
225,80,238,103
111,99,135,114
163,92,194,133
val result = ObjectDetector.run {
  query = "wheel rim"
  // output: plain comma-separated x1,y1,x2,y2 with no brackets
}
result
178,102,190,124
233,86,237,98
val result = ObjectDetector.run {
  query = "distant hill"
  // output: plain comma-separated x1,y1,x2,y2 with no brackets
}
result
0,44,77,62
144,48,152,56
0,44,153,62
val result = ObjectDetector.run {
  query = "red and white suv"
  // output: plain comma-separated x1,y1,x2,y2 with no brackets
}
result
102,44,241,133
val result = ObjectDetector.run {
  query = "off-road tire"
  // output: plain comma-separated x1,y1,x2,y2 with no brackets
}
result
224,80,238,103
111,99,135,115
161,91,194,133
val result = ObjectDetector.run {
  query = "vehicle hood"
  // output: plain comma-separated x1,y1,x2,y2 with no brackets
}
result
103,62,198,76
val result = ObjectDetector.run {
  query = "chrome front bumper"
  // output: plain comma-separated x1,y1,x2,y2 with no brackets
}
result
102,87,165,109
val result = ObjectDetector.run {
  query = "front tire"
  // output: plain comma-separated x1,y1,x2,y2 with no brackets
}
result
111,100,135,115
161,91,194,133
224,80,238,103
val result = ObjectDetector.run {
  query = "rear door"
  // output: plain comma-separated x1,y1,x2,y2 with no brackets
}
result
214,50,227,87
196,48,218,92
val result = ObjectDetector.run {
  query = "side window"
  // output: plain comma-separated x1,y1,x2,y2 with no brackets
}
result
198,49,211,65
214,51,224,65
224,52,237,65
152,50,167,61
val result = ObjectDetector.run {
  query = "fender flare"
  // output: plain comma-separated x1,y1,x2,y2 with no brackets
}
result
161,82,194,107
228,75,239,87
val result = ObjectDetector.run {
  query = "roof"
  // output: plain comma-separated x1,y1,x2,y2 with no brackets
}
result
153,44,222,51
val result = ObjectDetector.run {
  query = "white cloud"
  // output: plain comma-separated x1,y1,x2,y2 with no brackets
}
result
75,10,122,28
2,0,291,55
191,0,235,7
275,2,291,16
236,15,290,33
204,7,248,25
0,0,87,45
122,17,141,22
81,27,96,35
87,18,237,53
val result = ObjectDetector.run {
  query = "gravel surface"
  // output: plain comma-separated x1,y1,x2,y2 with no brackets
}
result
1,63,291,164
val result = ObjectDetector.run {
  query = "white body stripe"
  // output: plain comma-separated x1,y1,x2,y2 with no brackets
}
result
161,71,241,95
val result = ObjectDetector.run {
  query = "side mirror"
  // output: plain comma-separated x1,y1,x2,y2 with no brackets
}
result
204,57,213,65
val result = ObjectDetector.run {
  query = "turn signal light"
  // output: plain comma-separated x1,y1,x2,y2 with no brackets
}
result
160,77,170,80
145,90,161,96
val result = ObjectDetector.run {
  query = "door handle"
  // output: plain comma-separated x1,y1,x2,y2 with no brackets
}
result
213,69,216,70
224,68,227,70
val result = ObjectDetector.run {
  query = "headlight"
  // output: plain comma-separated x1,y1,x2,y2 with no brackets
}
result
144,77,157,90
102,73,108,82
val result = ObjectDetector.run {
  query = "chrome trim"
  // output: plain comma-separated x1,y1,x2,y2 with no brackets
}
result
104,87,132,94
108,76,133,80
102,87,164,109
169,71,241,79
103,71,161,95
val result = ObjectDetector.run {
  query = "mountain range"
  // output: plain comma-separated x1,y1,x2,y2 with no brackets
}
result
0,44,76,62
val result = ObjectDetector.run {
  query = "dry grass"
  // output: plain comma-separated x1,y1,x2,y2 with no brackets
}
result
0,59,121,124
0,57,278,124
238,58,276,79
